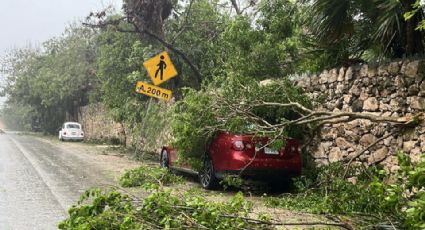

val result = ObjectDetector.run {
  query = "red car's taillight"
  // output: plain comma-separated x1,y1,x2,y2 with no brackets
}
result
231,141,253,151
232,140,245,151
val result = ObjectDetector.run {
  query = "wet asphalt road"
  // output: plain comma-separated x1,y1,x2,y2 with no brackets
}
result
0,133,117,230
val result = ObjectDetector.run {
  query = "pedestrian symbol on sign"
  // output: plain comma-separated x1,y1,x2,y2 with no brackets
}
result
143,51,178,86
155,55,167,80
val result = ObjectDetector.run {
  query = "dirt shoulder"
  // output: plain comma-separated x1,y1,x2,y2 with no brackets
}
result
35,135,142,181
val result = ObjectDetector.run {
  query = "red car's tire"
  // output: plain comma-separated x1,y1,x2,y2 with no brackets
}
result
199,157,218,190
160,149,169,168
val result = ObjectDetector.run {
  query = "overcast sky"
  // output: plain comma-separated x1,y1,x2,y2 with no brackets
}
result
0,0,122,107
0,0,122,53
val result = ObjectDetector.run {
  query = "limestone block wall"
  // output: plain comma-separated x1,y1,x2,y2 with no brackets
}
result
79,103,125,143
295,59,425,171
78,102,172,154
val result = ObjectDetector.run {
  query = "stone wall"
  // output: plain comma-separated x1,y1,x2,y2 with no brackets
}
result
79,102,171,154
79,103,125,143
295,59,425,171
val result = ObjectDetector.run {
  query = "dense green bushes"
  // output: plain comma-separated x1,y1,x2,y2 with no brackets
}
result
266,163,387,214
266,154,425,229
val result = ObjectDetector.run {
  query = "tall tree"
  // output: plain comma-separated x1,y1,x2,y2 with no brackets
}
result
309,0,424,63
1,25,98,133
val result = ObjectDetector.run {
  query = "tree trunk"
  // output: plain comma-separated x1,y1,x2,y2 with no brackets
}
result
124,0,173,41
401,0,425,55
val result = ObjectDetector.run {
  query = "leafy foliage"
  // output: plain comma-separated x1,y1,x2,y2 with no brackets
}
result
0,103,36,131
1,25,98,133
404,0,425,31
170,76,311,166
119,166,183,188
3,0,422,136
265,153,425,229
308,0,424,62
220,175,243,190
59,187,272,229
385,153,425,229
266,163,387,216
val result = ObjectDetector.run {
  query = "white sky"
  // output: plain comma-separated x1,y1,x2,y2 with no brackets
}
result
0,0,122,53
0,0,123,107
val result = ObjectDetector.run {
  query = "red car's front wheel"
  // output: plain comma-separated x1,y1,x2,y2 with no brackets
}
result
199,157,218,189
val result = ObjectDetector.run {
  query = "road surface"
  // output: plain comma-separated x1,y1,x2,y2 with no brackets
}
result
0,133,139,230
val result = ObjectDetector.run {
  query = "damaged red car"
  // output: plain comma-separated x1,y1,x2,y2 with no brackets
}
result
160,131,302,189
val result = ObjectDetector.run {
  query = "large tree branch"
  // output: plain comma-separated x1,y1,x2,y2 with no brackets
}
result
171,0,195,44
251,101,314,115
230,0,242,15
132,22,202,89
246,99,422,128
83,18,202,89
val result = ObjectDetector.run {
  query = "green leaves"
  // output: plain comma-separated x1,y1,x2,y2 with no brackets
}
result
170,76,311,168
1,25,98,133
119,166,183,188
403,0,425,31
265,154,425,228
308,0,425,60
60,186,269,229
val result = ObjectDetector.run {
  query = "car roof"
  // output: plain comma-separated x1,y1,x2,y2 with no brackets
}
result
64,122,81,125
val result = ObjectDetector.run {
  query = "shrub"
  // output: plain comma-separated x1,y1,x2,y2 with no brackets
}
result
265,154,425,229
119,166,183,187
265,163,387,216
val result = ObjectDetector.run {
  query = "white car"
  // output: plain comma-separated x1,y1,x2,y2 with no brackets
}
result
59,122,84,141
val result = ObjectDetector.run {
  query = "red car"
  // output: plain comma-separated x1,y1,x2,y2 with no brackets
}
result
160,132,302,189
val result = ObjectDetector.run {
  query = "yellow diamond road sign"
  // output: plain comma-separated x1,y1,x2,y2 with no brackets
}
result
143,51,178,86
135,81,172,101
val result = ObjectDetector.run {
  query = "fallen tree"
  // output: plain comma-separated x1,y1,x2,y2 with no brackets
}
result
59,186,353,230
170,75,422,168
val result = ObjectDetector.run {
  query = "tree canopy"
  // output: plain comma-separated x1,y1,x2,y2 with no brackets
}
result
1,0,424,135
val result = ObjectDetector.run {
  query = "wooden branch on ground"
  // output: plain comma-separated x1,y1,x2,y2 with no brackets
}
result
169,204,352,229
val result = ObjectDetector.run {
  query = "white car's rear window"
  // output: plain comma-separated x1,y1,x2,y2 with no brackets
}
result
66,124,81,129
